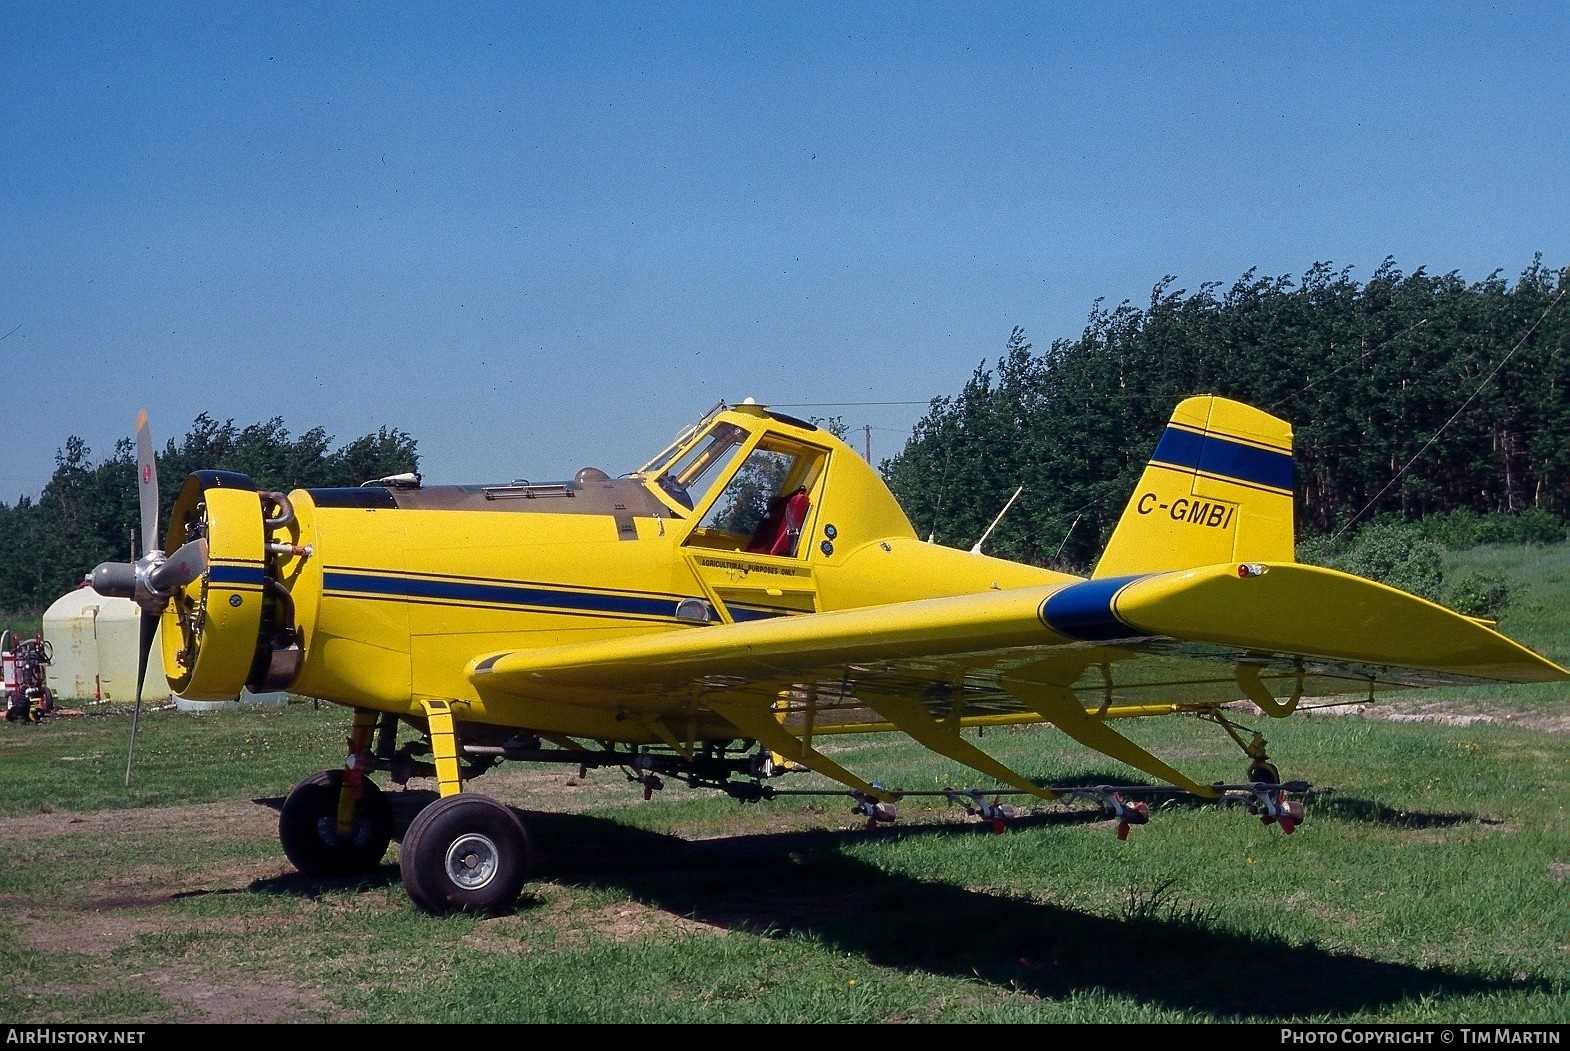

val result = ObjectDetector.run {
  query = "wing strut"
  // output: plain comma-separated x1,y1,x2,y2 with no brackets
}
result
1235,664,1304,717
1003,678,1223,799
644,717,697,760
864,697,1061,801
708,698,899,803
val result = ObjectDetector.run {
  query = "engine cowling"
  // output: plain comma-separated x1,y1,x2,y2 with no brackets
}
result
160,471,303,701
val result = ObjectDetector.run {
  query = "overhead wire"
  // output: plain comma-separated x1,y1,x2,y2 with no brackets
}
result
1331,285,1568,542
1264,316,1430,415
778,275,1568,550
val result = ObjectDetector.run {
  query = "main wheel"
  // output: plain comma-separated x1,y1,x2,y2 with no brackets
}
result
279,770,394,877
400,793,530,915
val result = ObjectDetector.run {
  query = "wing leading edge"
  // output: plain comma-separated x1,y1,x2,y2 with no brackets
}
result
468,562,1566,797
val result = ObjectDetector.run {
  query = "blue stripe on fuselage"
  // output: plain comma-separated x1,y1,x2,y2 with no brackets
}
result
208,562,267,587
725,605,793,622
323,570,684,620
1151,426,1293,493
1040,574,1147,641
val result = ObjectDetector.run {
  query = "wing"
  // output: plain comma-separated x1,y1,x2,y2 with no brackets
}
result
469,562,1566,799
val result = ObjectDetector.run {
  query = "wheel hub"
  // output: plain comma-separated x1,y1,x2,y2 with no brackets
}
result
315,813,375,849
445,833,500,890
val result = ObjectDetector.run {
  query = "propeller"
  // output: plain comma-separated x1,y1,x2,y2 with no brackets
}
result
137,409,159,569
88,411,209,786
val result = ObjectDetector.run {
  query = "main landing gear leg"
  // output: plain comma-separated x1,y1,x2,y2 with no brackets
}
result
338,709,379,838
398,699,531,915
278,708,394,879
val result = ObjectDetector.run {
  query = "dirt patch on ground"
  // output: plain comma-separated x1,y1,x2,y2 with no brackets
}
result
1243,697,1570,735
3,797,277,842
0,798,332,1022
1,787,865,1023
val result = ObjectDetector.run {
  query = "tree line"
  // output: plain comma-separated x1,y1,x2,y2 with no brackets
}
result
3,256,1564,614
882,256,1569,572
0,416,418,612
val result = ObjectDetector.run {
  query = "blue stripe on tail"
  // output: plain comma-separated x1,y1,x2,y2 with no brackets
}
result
1152,427,1293,493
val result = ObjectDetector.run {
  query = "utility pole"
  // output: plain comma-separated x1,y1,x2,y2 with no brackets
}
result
864,424,871,462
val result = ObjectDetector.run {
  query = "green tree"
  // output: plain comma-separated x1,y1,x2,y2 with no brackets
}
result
884,257,1570,571
0,416,421,613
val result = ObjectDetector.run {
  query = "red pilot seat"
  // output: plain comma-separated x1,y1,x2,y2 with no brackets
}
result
745,487,811,557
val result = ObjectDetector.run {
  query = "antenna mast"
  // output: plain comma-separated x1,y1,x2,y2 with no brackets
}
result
970,486,1023,555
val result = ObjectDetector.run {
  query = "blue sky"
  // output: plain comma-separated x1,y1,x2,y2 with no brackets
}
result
3,2,1566,503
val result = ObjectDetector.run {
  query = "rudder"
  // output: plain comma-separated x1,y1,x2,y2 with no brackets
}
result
1092,396,1294,579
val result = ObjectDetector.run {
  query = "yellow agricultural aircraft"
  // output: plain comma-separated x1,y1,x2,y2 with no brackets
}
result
91,395,1567,914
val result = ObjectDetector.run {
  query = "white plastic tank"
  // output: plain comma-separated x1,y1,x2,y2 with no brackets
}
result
42,584,170,703
174,688,288,712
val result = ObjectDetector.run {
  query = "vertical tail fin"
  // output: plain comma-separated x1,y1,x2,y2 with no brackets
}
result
1092,396,1295,579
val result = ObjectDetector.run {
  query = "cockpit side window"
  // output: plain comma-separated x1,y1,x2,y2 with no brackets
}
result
689,439,825,556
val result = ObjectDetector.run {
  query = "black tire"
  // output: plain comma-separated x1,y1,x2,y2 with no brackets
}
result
279,770,393,877
1247,760,1281,785
400,793,530,915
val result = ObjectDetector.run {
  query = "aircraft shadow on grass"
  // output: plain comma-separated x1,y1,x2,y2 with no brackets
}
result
243,788,1540,1020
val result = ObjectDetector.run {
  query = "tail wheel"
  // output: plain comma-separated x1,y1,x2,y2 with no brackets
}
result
279,769,393,877
400,794,530,915
1247,760,1281,785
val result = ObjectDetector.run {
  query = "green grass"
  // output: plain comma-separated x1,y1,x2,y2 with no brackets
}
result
0,611,44,637
0,543,1566,1024
1439,542,1570,699
1,698,1564,1024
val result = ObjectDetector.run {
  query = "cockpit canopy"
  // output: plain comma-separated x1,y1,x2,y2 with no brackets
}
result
636,401,831,557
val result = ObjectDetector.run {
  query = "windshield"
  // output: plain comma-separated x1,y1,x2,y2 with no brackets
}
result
648,422,749,511
635,402,726,475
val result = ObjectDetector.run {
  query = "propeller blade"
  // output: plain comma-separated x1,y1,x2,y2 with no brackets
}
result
147,537,209,593
136,409,159,558
125,609,159,788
